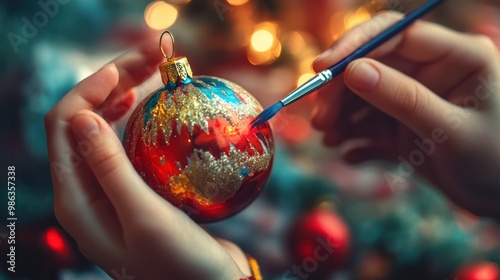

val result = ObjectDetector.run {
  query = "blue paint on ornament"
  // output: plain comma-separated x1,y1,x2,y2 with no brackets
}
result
240,167,251,177
193,77,242,105
143,91,162,125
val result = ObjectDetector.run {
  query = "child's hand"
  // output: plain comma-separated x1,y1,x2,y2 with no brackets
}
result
45,37,250,280
312,12,500,218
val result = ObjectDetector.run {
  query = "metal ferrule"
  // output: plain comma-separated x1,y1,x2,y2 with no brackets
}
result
280,69,333,106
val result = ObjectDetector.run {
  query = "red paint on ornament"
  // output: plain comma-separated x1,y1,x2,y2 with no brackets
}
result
127,117,273,223
124,76,274,223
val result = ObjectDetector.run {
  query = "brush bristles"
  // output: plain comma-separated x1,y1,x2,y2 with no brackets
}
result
251,102,284,127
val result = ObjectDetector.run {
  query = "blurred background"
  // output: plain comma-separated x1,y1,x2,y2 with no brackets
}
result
1,0,500,279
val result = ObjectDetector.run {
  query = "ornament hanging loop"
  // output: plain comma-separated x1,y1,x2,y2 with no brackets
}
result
160,30,175,61
158,31,193,84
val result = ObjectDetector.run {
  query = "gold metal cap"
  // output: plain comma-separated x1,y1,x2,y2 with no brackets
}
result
159,57,193,84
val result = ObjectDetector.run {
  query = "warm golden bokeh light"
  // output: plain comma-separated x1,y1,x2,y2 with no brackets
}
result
283,31,307,56
297,72,315,87
298,55,317,75
329,11,346,43
247,22,281,65
344,7,372,30
145,1,178,30
227,0,249,6
251,30,274,52
247,41,281,66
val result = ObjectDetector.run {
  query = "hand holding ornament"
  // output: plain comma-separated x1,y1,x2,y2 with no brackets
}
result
45,35,256,280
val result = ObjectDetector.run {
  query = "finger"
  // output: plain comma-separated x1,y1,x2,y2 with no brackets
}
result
45,64,119,122
215,238,252,276
99,35,173,121
311,78,347,130
377,54,418,77
324,112,395,146
314,11,492,71
44,65,126,257
313,81,373,132
45,64,119,195
314,11,403,71
99,88,137,122
72,111,248,279
338,133,399,165
69,110,170,222
344,58,455,139
342,147,393,164
46,65,118,226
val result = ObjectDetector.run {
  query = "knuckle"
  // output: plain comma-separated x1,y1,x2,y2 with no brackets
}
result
351,11,401,46
372,11,402,28
397,82,425,115
386,10,403,17
90,146,123,178
473,34,497,55
375,10,402,18
476,34,494,47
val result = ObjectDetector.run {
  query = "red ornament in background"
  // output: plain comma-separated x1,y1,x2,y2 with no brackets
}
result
452,261,500,280
287,208,351,279
124,32,274,223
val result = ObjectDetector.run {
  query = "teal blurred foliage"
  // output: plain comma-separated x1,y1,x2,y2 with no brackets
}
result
0,0,152,223
207,145,500,280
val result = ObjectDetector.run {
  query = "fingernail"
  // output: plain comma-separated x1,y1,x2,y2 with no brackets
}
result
348,61,380,91
316,49,332,61
99,63,116,71
72,113,100,140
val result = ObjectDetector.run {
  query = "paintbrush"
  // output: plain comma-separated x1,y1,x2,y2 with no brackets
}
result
251,0,445,127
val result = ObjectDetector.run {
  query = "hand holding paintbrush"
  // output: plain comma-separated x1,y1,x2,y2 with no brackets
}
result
252,0,446,127
262,1,500,219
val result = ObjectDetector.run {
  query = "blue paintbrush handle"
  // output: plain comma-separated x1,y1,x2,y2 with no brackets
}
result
328,0,445,76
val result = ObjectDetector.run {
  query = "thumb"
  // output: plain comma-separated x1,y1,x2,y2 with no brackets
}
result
344,58,453,138
70,111,169,221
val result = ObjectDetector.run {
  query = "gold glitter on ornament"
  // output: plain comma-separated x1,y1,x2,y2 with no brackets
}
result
169,143,272,204
141,77,263,146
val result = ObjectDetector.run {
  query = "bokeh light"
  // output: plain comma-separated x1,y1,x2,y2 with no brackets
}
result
247,22,282,65
227,0,249,6
251,30,275,52
247,41,281,66
297,72,315,87
283,31,307,56
344,7,372,30
145,1,178,30
45,228,66,253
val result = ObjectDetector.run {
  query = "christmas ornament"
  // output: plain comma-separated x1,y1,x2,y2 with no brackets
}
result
124,31,274,223
287,207,351,279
